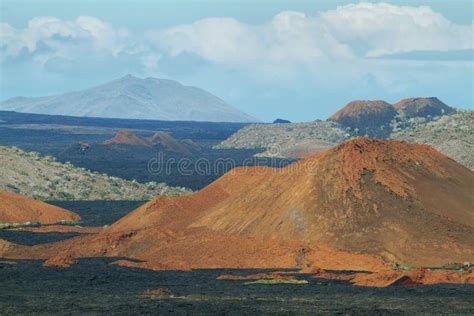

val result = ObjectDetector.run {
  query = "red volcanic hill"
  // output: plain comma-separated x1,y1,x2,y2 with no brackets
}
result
190,138,474,266
395,97,456,118
329,100,397,137
149,131,200,155
103,130,151,146
0,191,80,225
103,130,200,155
2,139,473,272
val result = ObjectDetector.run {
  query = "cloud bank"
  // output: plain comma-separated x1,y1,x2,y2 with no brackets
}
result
1,3,472,68
1,2,472,120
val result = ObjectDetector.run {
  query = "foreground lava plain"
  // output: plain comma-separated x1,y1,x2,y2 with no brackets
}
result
1,201,473,314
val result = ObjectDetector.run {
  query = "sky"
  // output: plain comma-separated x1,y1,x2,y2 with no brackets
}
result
0,0,473,122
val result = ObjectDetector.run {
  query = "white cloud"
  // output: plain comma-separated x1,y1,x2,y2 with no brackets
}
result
263,11,354,62
320,2,473,57
149,17,262,64
148,11,354,67
0,16,138,63
2,17,79,58
148,2,472,67
0,22,23,56
0,2,472,75
76,16,132,55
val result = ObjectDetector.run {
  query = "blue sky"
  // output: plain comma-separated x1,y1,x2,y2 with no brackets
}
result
1,0,473,122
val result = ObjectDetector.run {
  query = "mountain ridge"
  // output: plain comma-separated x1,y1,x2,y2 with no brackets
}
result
0,75,258,123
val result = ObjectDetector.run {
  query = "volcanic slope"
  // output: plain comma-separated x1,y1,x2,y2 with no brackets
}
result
216,120,349,157
192,138,474,266
2,139,473,270
0,191,80,225
0,146,190,200
392,110,473,170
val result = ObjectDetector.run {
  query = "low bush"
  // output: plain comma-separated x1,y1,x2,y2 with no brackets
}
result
244,279,308,285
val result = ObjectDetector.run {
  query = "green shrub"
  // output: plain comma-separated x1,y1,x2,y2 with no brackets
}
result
244,279,308,285
0,221,40,229
58,220,81,226
5,184,20,193
56,191,75,200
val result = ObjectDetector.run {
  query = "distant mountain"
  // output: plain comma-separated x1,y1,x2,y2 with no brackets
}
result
273,118,291,124
0,75,258,123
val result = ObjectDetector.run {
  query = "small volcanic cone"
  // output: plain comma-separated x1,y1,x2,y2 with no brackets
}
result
103,130,151,146
395,97,456,118
149,131,196,155
329,100,397,137
0,191,80,225
103,130,199,155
